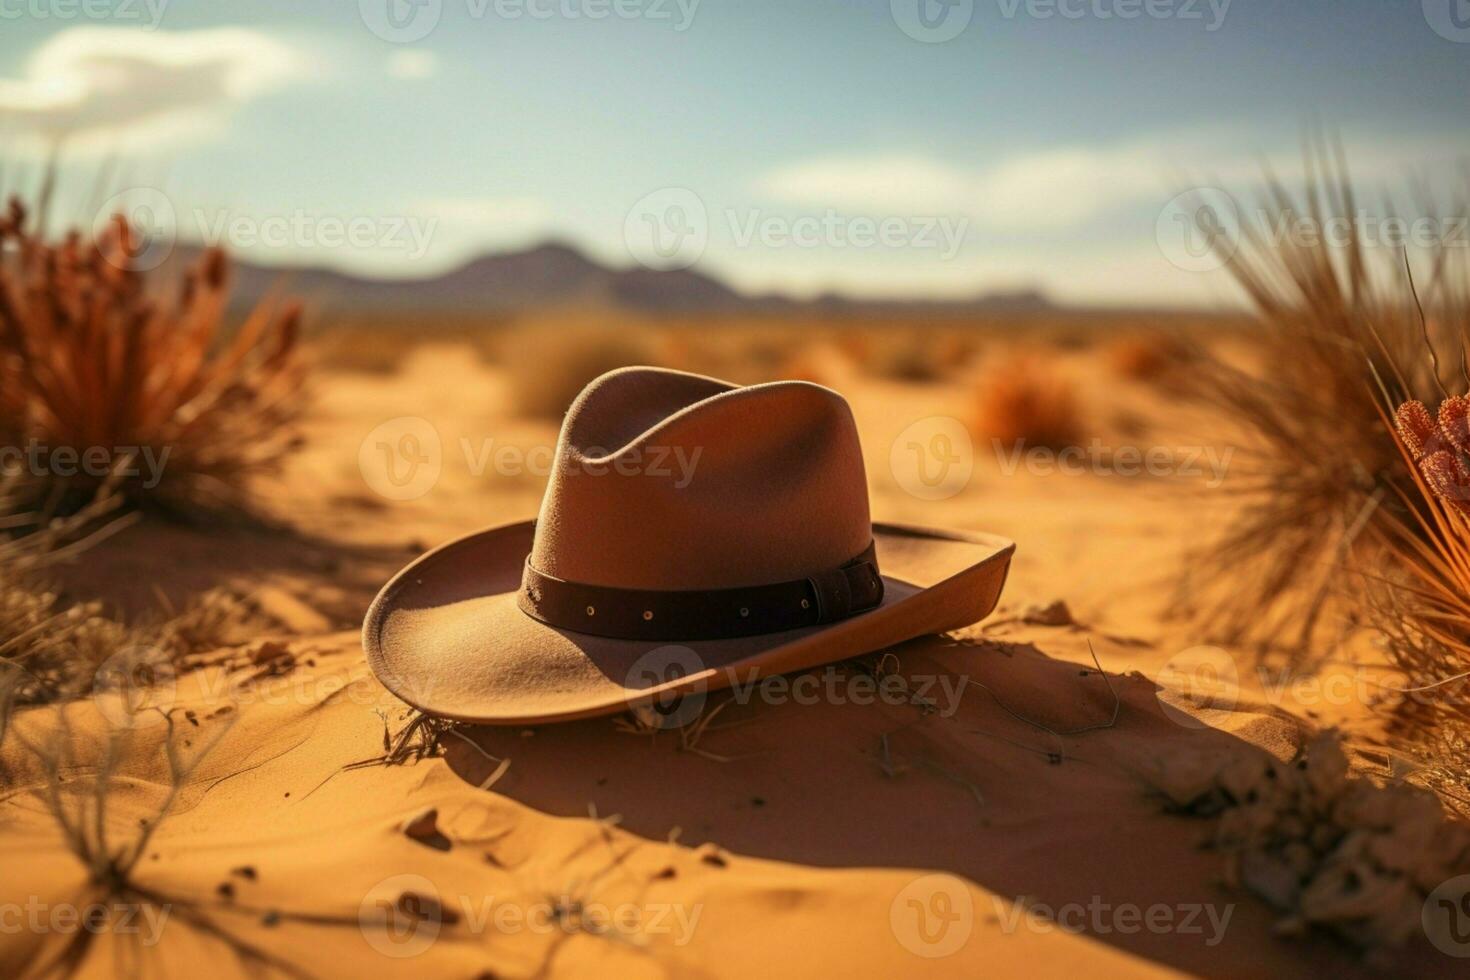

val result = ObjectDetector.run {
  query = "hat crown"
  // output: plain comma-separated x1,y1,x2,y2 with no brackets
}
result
529,367,872,590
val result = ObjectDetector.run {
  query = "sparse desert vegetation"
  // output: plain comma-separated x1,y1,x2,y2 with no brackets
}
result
0,5,1463,977
0,201,306,517
1176,149,1470,659
972,353,1084,450
0,198,302,709
3,168,1469,978
8,251,1470,972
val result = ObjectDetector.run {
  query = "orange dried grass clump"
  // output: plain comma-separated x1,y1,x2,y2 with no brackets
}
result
1106,332,1192,383
974,356,1082,450
0,198,304,515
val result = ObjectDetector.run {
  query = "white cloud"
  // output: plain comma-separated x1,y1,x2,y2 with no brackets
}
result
757,146,1164,230
759,154,974,215
0,27,300,150
387,49,439,81
968,145,1164,228
755,129,1467,233
414,196,550,231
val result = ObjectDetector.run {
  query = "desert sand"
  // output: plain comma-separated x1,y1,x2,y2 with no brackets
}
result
0,340,1454,978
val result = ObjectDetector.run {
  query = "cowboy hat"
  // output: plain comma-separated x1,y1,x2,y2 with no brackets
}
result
364,366,1014,725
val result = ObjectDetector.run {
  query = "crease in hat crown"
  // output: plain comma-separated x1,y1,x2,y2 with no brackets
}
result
528,366,873,592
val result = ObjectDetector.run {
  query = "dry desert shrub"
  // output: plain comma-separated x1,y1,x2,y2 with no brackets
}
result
0,470,252,706
858,330,962,382
0,584,129,707
0,474,134,703
1176,142,1470,651
1,589,258,711
496,319,658,418
313,327,421,375
1106,331,1194,383
0,199,305,517
655,324,797,384
773,347,836,388
0,468,130,574
312,312,511,374
772,336,871,390
973,355,1083,450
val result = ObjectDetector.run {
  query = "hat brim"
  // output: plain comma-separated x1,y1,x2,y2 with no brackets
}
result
364,521,1014,725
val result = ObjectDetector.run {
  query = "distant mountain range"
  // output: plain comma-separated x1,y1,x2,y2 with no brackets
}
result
170,241,1057,320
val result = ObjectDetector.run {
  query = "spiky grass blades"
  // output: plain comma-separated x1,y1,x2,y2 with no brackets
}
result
0,199,304,517
1367,399,1470,803
1180,138,1470,653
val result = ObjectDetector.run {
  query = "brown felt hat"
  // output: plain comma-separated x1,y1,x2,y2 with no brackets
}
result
363,366,1014,725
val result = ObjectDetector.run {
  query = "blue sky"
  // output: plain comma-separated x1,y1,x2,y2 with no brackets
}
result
0,0,1464,306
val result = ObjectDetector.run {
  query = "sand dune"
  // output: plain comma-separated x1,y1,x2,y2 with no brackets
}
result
1,344,1459,978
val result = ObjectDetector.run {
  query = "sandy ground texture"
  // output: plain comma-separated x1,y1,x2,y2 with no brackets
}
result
1,343,1459,978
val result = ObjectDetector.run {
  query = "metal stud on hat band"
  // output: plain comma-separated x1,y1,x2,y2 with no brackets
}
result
516,542,884,641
